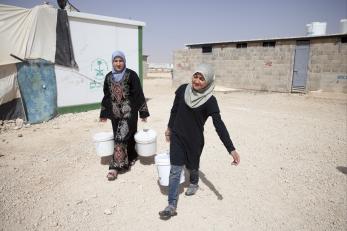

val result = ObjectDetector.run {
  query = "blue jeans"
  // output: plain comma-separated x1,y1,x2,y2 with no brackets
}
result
168,165,183,208
168,165,199,207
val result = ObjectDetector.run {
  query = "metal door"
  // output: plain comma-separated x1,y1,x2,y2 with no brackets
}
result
292,40,310,92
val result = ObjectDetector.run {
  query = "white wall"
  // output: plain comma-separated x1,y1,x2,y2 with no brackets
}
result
56,15,140,107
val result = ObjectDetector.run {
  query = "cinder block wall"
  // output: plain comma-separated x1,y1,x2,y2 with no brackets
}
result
173,41,295,92
173,36,347,93
308,38,347,93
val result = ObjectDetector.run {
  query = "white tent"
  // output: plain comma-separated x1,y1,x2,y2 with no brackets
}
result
0,3,146,121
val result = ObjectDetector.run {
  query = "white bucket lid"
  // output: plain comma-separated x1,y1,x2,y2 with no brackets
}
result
93,132,114,142
134,129,157,144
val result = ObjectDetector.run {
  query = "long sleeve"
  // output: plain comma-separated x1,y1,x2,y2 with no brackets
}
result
129,70,150,118
211,112,235,153
168,92,179,129
100,73,111,118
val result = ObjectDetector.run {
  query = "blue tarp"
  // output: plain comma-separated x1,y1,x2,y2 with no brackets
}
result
16,59,57,124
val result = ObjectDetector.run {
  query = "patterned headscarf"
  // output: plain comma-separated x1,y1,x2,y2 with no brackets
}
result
111,50,126,82
184,63,215,108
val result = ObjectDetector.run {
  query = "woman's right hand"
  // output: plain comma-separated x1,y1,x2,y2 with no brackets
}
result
165,128,171,142
99,118,107,122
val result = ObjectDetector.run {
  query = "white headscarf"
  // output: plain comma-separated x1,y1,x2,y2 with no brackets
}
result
184,63,215,108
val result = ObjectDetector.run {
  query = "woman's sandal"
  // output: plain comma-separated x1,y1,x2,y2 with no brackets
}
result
106,170,118,181
129,158,138,166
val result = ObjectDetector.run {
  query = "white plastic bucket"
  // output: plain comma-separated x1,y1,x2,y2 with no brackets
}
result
93,132,114,157
155,152,185,186
134,129,157,157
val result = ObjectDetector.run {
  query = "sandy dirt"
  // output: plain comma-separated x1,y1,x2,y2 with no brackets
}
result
0,76,346,231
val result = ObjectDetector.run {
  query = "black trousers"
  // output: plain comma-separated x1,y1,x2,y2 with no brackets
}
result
189,169,199,185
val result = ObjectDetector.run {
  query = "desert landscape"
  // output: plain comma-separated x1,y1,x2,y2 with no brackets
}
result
0,75,346,231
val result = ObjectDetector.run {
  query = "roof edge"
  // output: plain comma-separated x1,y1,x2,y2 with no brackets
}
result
185,33,347,47
67,11,145,27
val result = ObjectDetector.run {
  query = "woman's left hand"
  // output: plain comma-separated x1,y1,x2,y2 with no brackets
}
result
230,150,240,166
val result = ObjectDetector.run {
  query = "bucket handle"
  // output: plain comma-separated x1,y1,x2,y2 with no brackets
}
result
138,122,149,132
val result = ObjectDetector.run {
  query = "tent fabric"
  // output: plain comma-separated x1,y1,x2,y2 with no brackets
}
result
0,4,57,65
0,4,78,123
55,9,78,68
0,64,20,105
0,64,25,120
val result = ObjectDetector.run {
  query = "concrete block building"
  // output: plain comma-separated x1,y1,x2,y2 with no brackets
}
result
173,33,347,93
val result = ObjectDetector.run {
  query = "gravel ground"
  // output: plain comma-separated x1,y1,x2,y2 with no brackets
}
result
0,77,346,231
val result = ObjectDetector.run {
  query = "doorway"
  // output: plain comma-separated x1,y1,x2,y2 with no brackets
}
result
292,40,310,92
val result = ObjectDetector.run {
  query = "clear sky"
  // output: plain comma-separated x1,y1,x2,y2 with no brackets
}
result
1,0,346,63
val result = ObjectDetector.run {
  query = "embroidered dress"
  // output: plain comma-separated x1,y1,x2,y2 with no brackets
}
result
100,69,149,171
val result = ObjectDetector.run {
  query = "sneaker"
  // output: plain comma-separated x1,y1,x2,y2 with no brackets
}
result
159,205,177,220
185,184,198,196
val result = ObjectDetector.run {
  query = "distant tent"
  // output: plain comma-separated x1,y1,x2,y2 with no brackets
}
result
0,4,77,123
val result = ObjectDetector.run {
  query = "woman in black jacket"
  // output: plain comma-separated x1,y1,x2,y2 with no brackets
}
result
159,63,240,219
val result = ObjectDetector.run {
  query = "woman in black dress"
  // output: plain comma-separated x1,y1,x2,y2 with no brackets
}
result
100,51,149,180
159,63,240,219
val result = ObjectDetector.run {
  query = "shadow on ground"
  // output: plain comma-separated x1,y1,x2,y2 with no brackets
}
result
336,166,347,174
